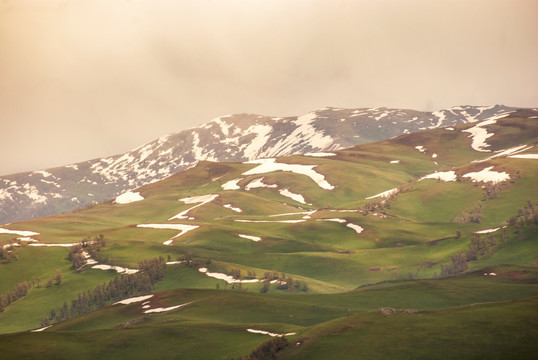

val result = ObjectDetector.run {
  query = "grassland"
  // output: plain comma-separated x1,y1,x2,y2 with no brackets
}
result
0,111,536,358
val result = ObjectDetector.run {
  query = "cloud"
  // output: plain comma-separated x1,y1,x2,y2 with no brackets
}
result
0,0,537,175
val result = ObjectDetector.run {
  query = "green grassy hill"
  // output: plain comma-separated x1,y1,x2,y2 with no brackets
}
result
0,110,536,358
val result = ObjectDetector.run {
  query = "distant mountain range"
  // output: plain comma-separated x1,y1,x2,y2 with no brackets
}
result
0,104,519,224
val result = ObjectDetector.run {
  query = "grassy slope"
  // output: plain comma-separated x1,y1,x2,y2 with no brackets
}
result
0,113,536,345
0,267,536,359
281,297,538,360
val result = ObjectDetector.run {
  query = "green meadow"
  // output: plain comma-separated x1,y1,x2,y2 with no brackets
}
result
0,112,536,358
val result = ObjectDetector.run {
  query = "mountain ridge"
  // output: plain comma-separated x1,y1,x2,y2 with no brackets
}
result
0,104,519,224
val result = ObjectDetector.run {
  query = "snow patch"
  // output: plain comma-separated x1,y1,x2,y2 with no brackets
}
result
415,146,426,153
33,170,52,178
318,218,346,224
462,113,512,152
144,302,191,314
365,187,398,200
114,191,144,204
31,325,52,332
221,178,242,190
419,171,457,182
0,228,40,237
279,189,308,204
508,154,538,159
114,295,154,305
238,234,262,242
475,228,500,234
245,177,278,191
346,223,364,234
168,194,218,220
243,158,334,190
235,219,306,224
223,204,242,213
92,264,139,274
462,166,510,183
304,152,336,157
247,329,296,337
198,267,260,284
477,145,532,162
137,224,199,245
29,243,80,247
166,261,184,265
269,211,316,217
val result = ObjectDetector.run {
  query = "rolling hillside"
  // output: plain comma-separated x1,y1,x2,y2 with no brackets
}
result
0,105,517,224
0,109,536,358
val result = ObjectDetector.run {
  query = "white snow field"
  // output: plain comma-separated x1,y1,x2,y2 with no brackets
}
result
245,177,278,191
31,325,52,332
221,178,242,190
279,189,308,204
365,187,399,199
477,145,533,162
198,267,260,284
144,302,191,314
246,328,296,337
29,243,80,247
269,211,316,217
462,166,510,183
223,204,242,213
114,191,144,204
419,171,457,182
304,152,337,157
235,219,306,224
243,158,335,190
346,223,364,234
168,194,219,220
0,228,40,236
114,295,154,305
238,234,262,242
462,113,511,152
415,146,426,153
318,218,346,223
475,228,501,234
137,224,200,245
508,154,538,159
91,264,139,274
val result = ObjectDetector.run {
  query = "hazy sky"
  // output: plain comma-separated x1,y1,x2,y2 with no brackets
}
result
1,0,537,175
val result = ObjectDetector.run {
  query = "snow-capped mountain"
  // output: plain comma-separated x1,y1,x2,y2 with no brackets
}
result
0,105,517,224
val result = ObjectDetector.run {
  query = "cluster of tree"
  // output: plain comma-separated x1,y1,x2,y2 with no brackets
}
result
138,256,166,283
223,336,289,360
453,202,482,223
0,245,17,262
260,272,308,293
360,192,397,215
482,182,504,200
68,234,108,271
41,257,164,327
467,234,497,261
41,269,63,288
510,200,537,228
441,201,537,278
440,252,468,276
180,252,205,268
0,281,31,312
85,234,107,262
229,268,257,280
